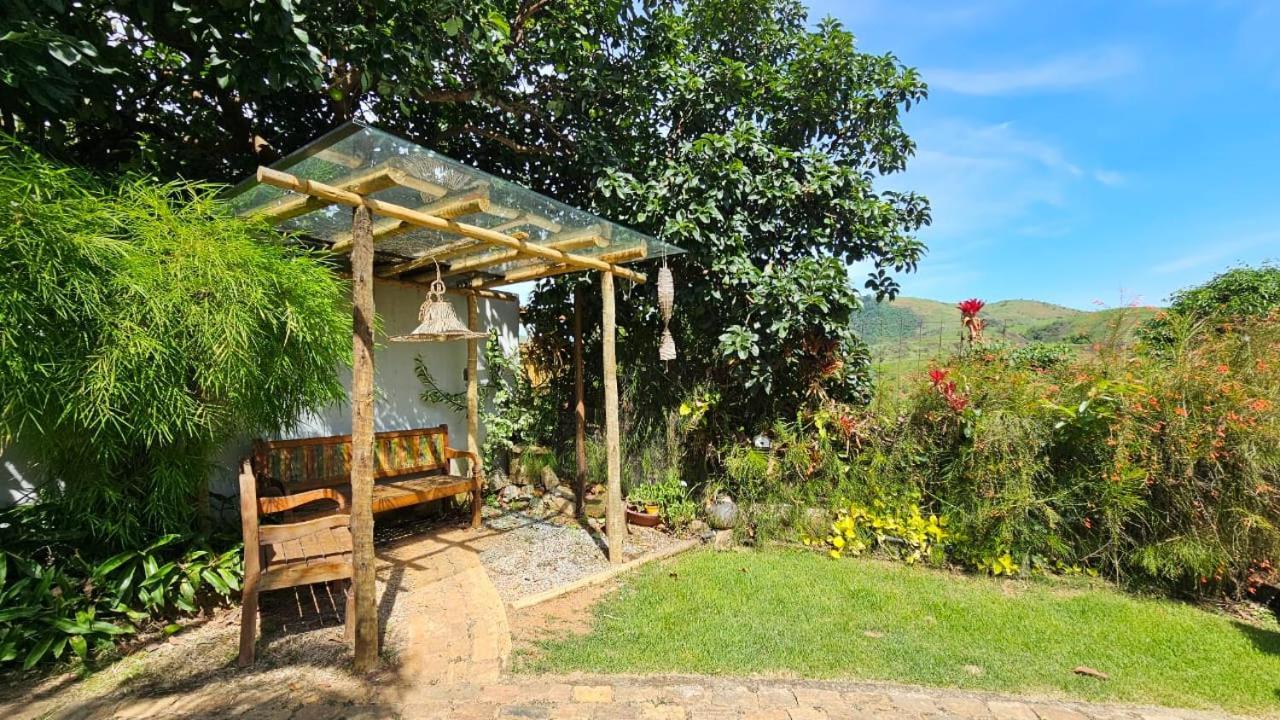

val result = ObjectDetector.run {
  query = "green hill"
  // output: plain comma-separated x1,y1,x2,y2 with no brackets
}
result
854,297,1159,382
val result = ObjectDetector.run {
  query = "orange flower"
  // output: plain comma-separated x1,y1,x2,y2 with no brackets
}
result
1248,398,1271,413
1215,364,1230,374
1174,406,1188,417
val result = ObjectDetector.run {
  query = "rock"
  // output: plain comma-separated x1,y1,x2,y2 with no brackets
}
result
517,484,534,499
688,519,708,536
554,485,576,500
711,529,734,550
707,496,739,530
540,466,560,491
584,498,606,518
498,485,521,503
487,468,509,493
543,494,573,516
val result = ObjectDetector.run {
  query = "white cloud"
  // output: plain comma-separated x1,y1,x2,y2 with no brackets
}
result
926,47,1139,96
1093,169,1126,186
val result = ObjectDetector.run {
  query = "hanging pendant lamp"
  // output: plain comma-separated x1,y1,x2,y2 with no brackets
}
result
389,261,486,343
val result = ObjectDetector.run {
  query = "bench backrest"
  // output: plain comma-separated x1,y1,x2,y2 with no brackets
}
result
251,425,452,495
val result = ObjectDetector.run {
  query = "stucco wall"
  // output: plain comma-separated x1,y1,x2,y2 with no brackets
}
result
0,280,520,507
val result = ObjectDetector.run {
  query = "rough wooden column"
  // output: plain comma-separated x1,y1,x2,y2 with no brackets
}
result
466,295,483,528
574,289,587,518
601,272,624,563
349,205,379,671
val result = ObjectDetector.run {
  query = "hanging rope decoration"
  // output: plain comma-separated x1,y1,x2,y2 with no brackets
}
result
389,260,486,342
657,262,677,361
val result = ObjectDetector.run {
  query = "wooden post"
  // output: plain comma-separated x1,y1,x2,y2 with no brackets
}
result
466,295,483,528
601,272,624,563
349,205,379,672
574,290,587,518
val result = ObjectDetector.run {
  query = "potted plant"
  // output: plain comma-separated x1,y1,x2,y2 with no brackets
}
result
625,484,663,526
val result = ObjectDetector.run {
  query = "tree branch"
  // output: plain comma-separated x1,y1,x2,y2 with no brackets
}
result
443,124,555,156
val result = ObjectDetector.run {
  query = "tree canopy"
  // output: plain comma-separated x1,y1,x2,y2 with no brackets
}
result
3,0,930,432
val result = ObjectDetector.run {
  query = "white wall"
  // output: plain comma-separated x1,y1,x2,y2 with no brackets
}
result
0,280,520,507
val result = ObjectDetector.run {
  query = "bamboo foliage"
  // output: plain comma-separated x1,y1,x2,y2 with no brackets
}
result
0,138,350,548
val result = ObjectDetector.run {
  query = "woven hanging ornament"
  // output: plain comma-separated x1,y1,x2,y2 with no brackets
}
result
389,262,485,342
657,266,675,322
658,327,677,361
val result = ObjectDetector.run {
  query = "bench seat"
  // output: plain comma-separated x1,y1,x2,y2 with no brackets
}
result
251,424,482,526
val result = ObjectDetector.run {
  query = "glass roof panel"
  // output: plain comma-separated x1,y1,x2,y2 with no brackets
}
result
226,123,683,279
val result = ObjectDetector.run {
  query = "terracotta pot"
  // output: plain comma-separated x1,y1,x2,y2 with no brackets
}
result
626,507,663,527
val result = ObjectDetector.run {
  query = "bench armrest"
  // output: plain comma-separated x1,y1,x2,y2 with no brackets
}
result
444,447,480,475
259,487,350,515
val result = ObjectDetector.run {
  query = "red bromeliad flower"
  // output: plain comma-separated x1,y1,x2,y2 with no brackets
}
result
957,298,986,318
928,367,949,386
957,298,987,345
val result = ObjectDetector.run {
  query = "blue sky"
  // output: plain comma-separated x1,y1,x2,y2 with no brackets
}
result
810,0,1280,309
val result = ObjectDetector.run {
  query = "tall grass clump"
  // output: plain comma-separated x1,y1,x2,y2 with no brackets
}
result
0,137,350,548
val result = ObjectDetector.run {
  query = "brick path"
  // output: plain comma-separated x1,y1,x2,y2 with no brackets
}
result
24,525,1246,720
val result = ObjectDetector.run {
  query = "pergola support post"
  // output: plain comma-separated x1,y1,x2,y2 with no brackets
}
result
574,290,587,518
466,295,482,528
349,206,379,672
601,272,624,564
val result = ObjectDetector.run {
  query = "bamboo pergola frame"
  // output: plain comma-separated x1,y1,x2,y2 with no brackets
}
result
229,123,680,673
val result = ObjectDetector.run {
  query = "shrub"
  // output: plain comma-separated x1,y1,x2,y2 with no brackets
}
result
1142,264,1280,348
1008,341,1075,370
0,138,349,548
851,309,1280,594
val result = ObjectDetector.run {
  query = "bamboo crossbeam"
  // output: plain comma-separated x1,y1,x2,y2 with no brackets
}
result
329,185,491,253
255,166,647,284
482,246,647,287
487,207,563,233
377,230,529,279
244,164,402,222
442,224,609,277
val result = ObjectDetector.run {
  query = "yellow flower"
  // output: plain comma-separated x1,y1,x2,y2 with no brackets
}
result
832,535,846,549
829,549,842,559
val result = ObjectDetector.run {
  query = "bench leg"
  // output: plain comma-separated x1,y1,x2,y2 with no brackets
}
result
238,583,258,667
344,579,356,646
470,478,482,529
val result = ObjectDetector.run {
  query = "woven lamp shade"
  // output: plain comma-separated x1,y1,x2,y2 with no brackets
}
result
658,328,677,361
390,273,485,343
657,266,675,322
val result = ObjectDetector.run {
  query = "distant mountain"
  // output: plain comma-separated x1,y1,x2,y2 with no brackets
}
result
853,296,1160,379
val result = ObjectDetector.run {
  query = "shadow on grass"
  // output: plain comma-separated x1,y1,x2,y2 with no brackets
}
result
1230,620,1280,702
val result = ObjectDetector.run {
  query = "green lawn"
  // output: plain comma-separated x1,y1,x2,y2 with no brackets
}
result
519,549,1280,715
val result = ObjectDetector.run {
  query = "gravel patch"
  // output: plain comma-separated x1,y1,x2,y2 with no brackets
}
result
477,502,687,603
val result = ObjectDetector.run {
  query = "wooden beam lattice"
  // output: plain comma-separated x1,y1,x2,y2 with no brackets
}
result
330,185,491,253
442,224,610,278
255,167,647,284
481,246,647,288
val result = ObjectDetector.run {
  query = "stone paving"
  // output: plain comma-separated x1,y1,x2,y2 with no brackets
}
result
21,523,1248,720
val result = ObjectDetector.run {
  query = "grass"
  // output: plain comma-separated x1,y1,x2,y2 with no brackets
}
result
519,549,1280,715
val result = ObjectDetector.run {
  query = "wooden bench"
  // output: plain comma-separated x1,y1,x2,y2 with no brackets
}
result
237,425,481,665
237,460,354,666
249,424,482,525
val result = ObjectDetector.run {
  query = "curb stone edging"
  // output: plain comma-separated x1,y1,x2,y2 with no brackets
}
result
507,537,701,610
